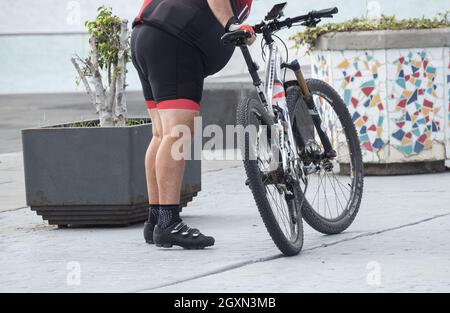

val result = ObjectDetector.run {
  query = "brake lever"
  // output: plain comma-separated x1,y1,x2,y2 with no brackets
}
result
301,18,321,27
253,21,266,33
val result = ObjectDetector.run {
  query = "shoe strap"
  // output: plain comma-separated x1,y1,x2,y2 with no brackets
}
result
171,222,185,234
171,222,201,237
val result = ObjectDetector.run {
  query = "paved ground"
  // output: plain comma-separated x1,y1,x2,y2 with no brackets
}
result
0,153,27,213
0,151,449,293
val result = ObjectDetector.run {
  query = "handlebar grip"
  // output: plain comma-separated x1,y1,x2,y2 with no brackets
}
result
310,7,339,18
221,30,251,46
318,7,338,15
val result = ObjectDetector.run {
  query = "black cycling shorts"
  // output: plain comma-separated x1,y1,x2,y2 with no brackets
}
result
131,24,205,111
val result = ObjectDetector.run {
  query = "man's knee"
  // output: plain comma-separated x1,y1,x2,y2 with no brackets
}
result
148,108,163,141
152,128,163,141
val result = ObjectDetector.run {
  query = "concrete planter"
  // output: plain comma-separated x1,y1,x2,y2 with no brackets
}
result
22,119,201,227
311,28,450,174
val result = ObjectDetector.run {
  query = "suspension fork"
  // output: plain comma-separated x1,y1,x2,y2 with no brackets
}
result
287,60,337,158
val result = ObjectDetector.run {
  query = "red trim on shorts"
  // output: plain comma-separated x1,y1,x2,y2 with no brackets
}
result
146,100,157,109
157,99,200,111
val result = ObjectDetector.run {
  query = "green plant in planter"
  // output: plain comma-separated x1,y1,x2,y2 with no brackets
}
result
71,6,130,127
291,12,450,51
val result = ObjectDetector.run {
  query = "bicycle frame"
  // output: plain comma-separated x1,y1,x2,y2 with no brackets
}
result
238,39,299,174
238,27,336,166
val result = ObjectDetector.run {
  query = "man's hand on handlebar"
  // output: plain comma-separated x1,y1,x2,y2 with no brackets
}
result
228,24,257,46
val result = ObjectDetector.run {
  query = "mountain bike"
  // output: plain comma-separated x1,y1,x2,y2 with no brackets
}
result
222,3,364,256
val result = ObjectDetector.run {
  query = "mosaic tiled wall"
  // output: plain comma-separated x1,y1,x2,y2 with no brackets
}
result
311,47,450,163
387,49,445,156
312,53,332,85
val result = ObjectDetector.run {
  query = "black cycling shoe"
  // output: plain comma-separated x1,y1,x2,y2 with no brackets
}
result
153,222,215,250
143,222,155,244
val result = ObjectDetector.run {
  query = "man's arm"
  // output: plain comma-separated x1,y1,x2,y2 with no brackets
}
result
207,0,256,45
207,0,234,28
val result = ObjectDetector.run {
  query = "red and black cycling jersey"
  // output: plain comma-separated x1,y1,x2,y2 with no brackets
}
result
134,0,253,26
230,0,253,22
133,0,253,75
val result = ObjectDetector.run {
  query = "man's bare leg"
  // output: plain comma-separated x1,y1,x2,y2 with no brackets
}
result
153,107,214,249
143,107,164,244
146,108,163,205
156,109,198,205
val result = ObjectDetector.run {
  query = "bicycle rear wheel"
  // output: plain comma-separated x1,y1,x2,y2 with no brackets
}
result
286,79,364,235
237,97,304,256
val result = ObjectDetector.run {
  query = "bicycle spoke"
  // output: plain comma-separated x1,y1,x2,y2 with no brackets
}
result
333,174,351,193
266,186,291,235
332,175,350,204
268,189,289,227
308,172,322,212
323,172,333,219
329,173,346,216
328,174,341,216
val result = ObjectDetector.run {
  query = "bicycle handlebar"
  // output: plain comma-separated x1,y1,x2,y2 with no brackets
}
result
221,7,338,46
253,7,338,34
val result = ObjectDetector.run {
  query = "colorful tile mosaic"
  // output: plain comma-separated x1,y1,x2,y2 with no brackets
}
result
312,53,332,85
311,47,449,162
311,53,348,159
387,49,445,156
331,50,388,158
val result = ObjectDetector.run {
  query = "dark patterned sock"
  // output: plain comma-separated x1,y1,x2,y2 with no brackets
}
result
158,205,182,229
148,205,159,225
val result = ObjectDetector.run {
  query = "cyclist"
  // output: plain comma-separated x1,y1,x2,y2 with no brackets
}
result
131,0,255,249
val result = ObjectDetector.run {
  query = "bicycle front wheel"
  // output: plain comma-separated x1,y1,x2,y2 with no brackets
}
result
237,97,304,256
286,79,364,235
